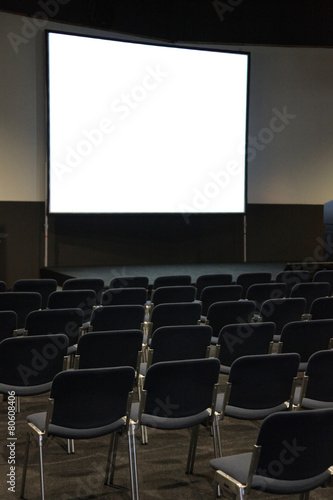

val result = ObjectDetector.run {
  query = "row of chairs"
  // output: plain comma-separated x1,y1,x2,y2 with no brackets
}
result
3,316,332,402
4,338,331,499
1,274,333,330
1,296,333,369
1,267,333,304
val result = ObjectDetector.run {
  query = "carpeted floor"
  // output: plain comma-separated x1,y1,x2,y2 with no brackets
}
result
1,374,332,500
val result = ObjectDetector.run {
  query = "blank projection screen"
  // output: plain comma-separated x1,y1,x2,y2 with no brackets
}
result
47,31,249,214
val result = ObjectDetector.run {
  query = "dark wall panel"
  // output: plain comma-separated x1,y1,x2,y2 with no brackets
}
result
246,204,324,262
47,213,245,266
0,202,325,285
0,202,45,287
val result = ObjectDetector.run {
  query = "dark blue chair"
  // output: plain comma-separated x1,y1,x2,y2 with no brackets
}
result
20,366,138,500
132,357,221,471
216,322,275,374
210,408,333,499
195,273,233,299
294,349,333,410
277,319,333,371
13,279,57,308
215,353,300,456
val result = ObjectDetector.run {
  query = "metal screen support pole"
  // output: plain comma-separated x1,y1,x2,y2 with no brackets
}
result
243,214,247,263
44,212,48,268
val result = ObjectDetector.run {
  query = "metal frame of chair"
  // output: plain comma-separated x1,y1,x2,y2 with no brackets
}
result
215,352,300,457
132,357,221,468
210,408,333,499
20,366,138,500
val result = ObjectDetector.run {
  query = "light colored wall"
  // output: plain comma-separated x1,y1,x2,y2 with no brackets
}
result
1,11,332,204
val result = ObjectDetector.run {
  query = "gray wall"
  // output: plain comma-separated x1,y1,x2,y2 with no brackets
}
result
0,12,331,285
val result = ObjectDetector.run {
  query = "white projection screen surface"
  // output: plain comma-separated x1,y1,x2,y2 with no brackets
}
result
47,32,249,214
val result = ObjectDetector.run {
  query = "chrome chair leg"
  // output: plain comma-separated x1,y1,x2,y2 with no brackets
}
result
140,424,148,445
128,422,139,500
212,416,222,458
20,432,30,499
38,434,45,500
186,425,199,474
105,432,119,485
67,438,75,454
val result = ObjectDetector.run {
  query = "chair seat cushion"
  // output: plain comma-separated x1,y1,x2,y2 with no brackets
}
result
141,409,210,430
0,382,52,396
293,386,333,409
210,453,331,494
27,412,126,439
216,393,288,420
130,402,210,429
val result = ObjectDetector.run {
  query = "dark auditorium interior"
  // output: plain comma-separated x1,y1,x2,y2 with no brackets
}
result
1,1,333,499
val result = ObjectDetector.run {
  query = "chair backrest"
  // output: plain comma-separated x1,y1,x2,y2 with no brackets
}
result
309,296,333,319
151,285,197,307
149,302,202,333
143,358,220,418
101,287,147,306
90,304,145,331
0,310,18,342
75,329,143,370
275,270,311,296
0,292,42,329
206,300,256,337
255,409,333,482
152,274,192,290
290,281,330,313
13,279,58,308
150,324,212,364
0,280,7,292
245,283,287,311
279,319,333,363
258,298,307,335
0,334,68,389
25,308,84,346
109,275,149,289
47,289,96,322
200,285,243,316
312,269,333,294
235,272,272,298
303,350,333,404
49,366,135,429
62,278,105,303
195,273,233,299
227,353,300,410
217,322,275,370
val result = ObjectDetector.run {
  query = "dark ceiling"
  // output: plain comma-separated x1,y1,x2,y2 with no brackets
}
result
1,0,333,46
